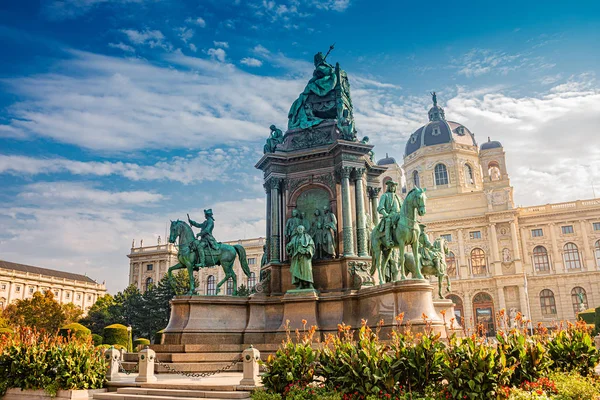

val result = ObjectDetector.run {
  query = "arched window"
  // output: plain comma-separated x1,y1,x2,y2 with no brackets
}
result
533,246,550,272
539,289,557,316
472,292,495,336
412,171,420,188
446,251,457,278
464,163,474,185
563,242,581,269
248,272,256,290
595,240,600,268
434,164,449,186
226,278,234,295
145,277,153,292
470,248,487,276
571,287,588,314
446,294,463,323
206,275,216,295
488,161,501,181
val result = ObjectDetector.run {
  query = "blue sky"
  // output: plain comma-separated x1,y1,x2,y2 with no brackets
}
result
0,0,599,293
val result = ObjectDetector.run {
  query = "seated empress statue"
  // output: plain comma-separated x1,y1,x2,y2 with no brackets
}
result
288,52,337,130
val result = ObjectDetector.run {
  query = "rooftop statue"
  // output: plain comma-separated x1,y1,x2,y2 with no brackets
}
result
263,125,284,153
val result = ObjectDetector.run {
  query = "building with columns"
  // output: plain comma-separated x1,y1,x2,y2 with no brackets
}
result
0,260,106,314
127,237,265,294
396,96,600,332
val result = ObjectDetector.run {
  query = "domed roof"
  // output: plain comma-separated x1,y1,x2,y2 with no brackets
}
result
480,137,503,150
377,153,397,166
404,94,477,157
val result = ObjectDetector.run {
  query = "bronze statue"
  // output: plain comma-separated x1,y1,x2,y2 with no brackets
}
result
285,209,302,244
286,225,315,290
188,210,218,268
310,209,324,259
377,180,402,248
321,205,337,258
264,125,284,153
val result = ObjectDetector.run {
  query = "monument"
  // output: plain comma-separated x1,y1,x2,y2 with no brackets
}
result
160,49,457,350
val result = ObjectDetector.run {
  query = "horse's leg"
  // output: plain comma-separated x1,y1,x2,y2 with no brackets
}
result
446,273,451,293
381,249,391,283
398,243,406,280
167,263,182,291
215,274,229,295
390,250,399,282
412,240,424,280
230,263,238,296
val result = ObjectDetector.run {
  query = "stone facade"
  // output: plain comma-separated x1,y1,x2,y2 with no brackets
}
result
127,238,265,295
397,99,600,332
0,260,106,314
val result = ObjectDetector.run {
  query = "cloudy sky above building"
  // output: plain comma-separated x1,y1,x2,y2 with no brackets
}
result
0,0,599,292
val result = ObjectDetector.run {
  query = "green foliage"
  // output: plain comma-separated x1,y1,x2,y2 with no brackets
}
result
59,323,92,341
237,284,251,297
2,290,66,332
134,338,150,351
260,324,318,393
91,334,103,346
319,321,394,397
594,306,600,335
283,382,343,400
546,321,599,376
441,335,512,400
250,389,282,400
103,323,129,348
549,371,600,400
496,329,552,386
508,388,553,400
79,294,117,335
0,326,107,396
577,309,595,325
62,302,84,325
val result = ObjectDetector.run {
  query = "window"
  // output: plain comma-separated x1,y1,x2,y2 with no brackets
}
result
595,240,600,268
146,264,153,271
1,284,5,291
561,225,574,234
531,228,543,237
563,243,582,269
76,294,81,301
88,295,92,301
248,272,257,290
464,164,474,185
593,222,600,231
54,290,59,296
472,292,495,336
469,231,482,240
571,287,588,314
206,275,216,295
66,292,70,299
29,287,34,294
471,248,487,276
488,161,501,181
434,164,449,186
540,289,557,316
413,171,420,187
226,278,234,296
446,251,457,278
533,246,550,272
440,234,452,242
248,258,256,265
16,286,21,293
145,277,153,291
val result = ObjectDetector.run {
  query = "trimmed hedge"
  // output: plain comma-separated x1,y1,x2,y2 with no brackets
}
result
59,323,91,341
134,338,150,351
154,329,164,345
92,334,103,346
578,309,595,325
103,324,129,348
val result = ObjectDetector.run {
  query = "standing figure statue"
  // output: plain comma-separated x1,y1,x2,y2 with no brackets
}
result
263,125,284,153
377,180,402,248
286,225,315,290
431,91,437,107
285,209,302,245
188,209,218,268
310,209,324,259
322,205,337,258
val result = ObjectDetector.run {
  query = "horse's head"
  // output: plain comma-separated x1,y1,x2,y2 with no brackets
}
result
409,187,427,216
169,220,182,244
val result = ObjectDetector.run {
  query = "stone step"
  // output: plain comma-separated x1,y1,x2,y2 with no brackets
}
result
152,344,280,353
156,352,275,363
117,388,250,398
94,394,248,400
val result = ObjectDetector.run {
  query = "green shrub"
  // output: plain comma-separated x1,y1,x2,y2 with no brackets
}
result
283,383,342,400
59,323,91,341
260,323,318,394
0,326,107,397
496,329,552,386
96,344,111,350
154,329,164,344
134,338,150,351
103,323,129,348
549,371,600,400
577,309,595,325
441,335,512,400
92,334,103,346
508,388,553,399
250,389,282,400
594,306,600,335
547,321,599,376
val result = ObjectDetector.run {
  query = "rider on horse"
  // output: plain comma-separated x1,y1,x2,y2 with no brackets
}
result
188,209,219,268
418,223,445,270
377,180,402,248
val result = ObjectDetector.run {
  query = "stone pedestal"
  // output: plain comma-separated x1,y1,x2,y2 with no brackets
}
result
279,289,319,332
433,298,462,332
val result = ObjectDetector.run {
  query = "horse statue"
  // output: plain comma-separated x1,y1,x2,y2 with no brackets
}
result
403,237,451,299
370,187,427,284
167,219,250,295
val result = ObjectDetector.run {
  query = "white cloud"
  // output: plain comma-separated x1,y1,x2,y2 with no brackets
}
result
186,16,206,27
189,43,197,52
108,42,135,52
454,49,522,77
240,57,263,67
207,48,226,62
121,29,171,50
43,0,150,20
177,27,194,43
213,41,229,49
312,0,351,11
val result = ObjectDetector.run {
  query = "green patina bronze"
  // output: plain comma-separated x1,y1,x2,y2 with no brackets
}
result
167,214,250,296
263,125,284,153
370,186,427,283
286,225,315,290
404,230,451,299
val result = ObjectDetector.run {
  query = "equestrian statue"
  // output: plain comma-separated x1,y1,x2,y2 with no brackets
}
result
370,182,427,284
167,209,250,295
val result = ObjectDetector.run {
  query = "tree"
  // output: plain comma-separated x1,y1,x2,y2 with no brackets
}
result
62,303,83,325
79,294,118,335
3,290,66,332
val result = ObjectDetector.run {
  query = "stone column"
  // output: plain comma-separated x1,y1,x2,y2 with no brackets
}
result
496,287,506,311
137,263,142,291
548,223,563,272
518,284,529,317
580,220,593,269
354,168,368,257
457,229,467,277
520,227,530,271
489,224,501,275
269,178,282,263
264,182,271,263
510,221,521,260
340,166,355,256
6,281,11,304
367,186,381,226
